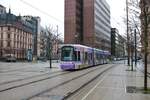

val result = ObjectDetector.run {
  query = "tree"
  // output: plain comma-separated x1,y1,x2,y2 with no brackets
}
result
125,0,141,68
128,0,150,91
140,0,150,90
126,0,130,66
45,26,62,68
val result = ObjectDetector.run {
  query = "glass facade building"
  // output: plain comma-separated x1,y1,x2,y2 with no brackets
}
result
65,0,111,51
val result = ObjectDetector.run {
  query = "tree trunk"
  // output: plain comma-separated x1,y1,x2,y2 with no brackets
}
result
49,45,52,69
144,51,147,90
126,0,130,66
131,45,134,71
134,29,137,67
49,53,52,69
143,0,148,90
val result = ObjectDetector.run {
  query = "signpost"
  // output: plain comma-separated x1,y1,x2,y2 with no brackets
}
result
27,49,32,62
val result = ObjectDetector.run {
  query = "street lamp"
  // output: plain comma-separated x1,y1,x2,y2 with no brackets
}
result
126,0,130,66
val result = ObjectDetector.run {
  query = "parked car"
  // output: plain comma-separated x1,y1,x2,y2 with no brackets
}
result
3,54,16,62
37,56,47,62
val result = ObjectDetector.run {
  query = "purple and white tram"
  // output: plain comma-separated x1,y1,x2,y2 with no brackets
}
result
60,44,110,70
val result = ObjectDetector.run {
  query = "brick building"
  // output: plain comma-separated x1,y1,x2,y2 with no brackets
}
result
65,0,111,51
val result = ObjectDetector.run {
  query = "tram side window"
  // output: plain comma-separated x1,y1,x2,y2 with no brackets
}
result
73,51,80,61
84,52,88,63
77,51,80,61
96,53,99,60
98,53,101,60
90,53,93,60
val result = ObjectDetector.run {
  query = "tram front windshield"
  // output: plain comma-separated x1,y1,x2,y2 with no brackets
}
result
61,46,77,61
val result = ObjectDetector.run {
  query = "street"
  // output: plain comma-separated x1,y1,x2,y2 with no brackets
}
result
0,61,150,100
0,0,149,99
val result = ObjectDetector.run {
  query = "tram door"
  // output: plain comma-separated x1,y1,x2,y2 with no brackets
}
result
84,52,94,66
88,53,94,65
84,52,88,65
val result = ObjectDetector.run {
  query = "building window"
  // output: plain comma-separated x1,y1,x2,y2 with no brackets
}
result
7,34,10,38
1,33,3,39
17,42,19,48
14,34,16,40
7,41,10,47
1,27,3,31
1,41,3,47
17,35,19,40
8,26,10,31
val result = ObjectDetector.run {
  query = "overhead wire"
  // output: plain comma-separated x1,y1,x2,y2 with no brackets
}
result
20,0,63,24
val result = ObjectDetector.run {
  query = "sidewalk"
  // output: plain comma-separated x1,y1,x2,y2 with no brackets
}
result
82,63,150,100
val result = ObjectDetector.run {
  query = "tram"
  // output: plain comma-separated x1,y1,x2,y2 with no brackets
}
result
59,44,110,70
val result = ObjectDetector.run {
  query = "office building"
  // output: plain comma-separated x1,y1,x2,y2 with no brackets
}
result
111,28,126,58
65,0,111,51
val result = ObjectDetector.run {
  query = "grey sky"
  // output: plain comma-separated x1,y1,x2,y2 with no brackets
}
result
0,0,126,38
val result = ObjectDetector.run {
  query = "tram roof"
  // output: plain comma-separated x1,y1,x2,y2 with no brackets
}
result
60,44,110,54
60,44,91,49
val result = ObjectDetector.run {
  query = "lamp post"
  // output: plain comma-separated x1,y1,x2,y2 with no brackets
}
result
126,0,130,66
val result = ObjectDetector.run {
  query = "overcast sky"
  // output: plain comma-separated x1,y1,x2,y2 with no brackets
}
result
0,0,126,38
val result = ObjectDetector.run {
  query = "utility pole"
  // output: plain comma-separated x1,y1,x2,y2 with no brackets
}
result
56,25,59,62
47,36,52,69
126,0,130,66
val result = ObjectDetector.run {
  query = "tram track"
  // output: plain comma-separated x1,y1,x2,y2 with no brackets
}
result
0,65,103,93
0,70,62,86
0,71,70,92
61,65,115,100
0,62,52,73
23,64,115,100
0,64,38,73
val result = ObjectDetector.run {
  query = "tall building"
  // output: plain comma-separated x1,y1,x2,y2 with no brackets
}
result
140,0,150,62
65,0,111,51
111,28,126,58
22,16,41,57
40,27,47,57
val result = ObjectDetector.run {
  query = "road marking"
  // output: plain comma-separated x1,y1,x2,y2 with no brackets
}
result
81,73,108,100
